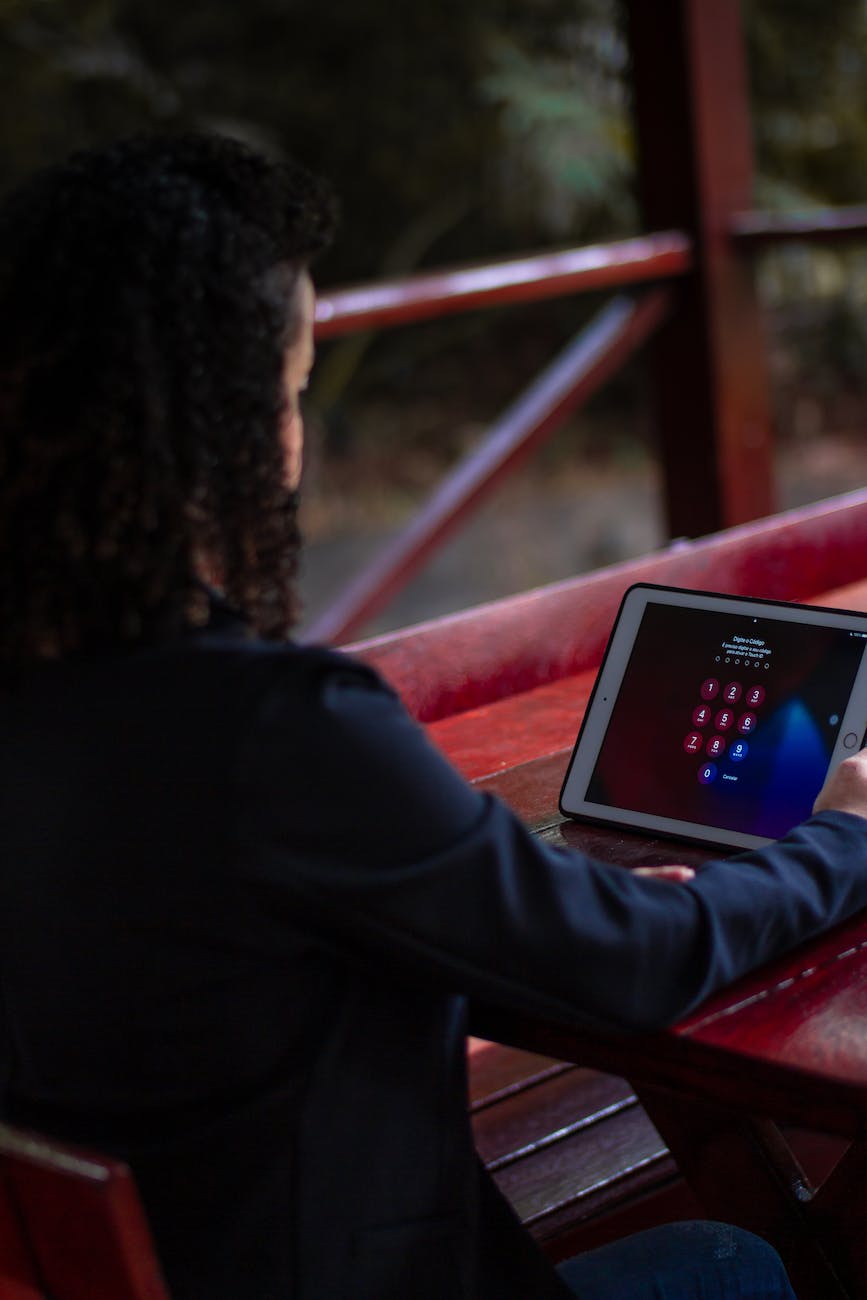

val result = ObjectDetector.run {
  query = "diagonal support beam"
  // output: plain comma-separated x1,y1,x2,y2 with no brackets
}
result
305,288,672,645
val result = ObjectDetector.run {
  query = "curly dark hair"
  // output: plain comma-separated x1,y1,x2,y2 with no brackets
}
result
0,133,336,662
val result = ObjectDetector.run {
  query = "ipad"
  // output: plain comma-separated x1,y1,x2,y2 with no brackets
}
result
559,584,867,850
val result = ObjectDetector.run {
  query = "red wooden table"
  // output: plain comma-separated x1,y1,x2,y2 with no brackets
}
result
350,498,867,1299
448,576,867,1300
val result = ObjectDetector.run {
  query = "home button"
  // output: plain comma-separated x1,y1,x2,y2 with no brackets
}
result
843,732,859,749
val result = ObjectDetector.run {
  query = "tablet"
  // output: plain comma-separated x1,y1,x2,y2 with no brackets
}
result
559,584,867,850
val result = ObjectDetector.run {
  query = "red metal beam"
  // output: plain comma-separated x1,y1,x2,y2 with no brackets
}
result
732,204,867,246
625,0,775,537
304,288,673,646
312,205,867,345
313,234,691,339
349,487,867,725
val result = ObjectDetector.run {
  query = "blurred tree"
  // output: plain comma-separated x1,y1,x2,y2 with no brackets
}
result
3,0,867,462
1,0,500,280
0,0,639,279
745,0,867,208
740,0,867,442
479,1,634,241
4,0,867,275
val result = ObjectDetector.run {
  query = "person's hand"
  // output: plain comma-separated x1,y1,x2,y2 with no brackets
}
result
633,864,695,883
813,749,867,821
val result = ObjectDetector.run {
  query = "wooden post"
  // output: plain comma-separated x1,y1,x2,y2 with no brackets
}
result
624,0,775,537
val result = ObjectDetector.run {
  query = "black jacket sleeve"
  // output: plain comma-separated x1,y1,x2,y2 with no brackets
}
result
235,652,867,1034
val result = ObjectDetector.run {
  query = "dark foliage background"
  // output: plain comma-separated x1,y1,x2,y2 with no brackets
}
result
2,0,867,629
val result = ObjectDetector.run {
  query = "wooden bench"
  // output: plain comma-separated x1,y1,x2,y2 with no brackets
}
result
0,1121,169,1300
349,487,867,1262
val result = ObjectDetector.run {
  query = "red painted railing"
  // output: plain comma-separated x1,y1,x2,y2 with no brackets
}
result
314,232,691,338
308,210,867,646
731,203,867,247
307,289,673,644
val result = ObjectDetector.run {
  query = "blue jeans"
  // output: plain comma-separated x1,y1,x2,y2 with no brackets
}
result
556,1222,797,1299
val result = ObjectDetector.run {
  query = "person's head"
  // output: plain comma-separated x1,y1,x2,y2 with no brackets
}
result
0,132,335,663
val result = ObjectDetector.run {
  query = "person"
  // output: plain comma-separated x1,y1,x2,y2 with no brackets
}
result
1,133,866,1300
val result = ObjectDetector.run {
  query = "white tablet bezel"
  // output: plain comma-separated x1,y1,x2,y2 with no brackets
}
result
559,583,867,850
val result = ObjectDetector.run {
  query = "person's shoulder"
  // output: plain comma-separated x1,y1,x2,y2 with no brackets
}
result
188,635,398,735
175,589,391,702
220,636,389,694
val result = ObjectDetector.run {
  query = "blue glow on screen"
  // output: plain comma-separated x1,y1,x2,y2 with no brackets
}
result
752,700,831,838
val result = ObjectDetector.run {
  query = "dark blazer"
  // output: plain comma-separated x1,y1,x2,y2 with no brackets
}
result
2,602,867,1300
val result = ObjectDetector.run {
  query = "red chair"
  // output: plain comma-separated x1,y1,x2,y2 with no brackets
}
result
0,1121,169,1300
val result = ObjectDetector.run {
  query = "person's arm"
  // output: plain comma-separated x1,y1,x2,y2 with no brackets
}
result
236,654,867,1034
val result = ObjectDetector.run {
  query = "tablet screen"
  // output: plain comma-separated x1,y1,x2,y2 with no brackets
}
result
561,586,867,848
